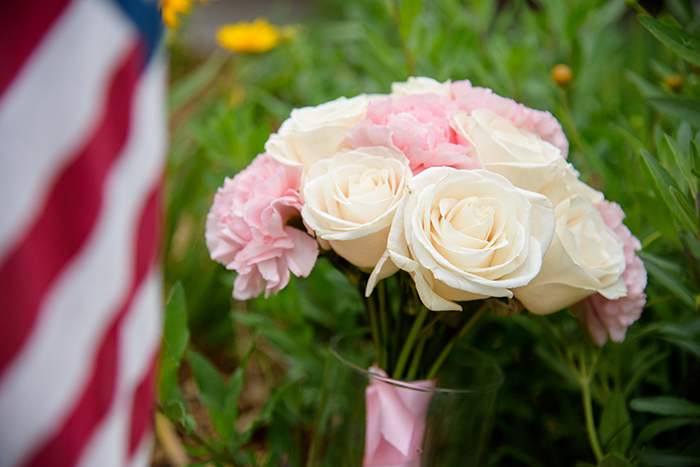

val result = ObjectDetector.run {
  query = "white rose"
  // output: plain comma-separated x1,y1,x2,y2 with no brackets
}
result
391,77,453,98
368,168,556,311
265,94,379,172
453,108,604,205
514,195,627,315
301,146,412,271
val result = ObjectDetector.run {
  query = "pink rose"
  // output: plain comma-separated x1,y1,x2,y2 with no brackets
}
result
452,80,569,158
205,154,319,300
578,201,647,345
346,94,478,174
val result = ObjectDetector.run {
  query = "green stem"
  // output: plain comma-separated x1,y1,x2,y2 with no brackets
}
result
367,294,382,369
378,281,389,370
626,0,651,16
393,305,430,380
406,333,429,381
426,307,486,380
418,312,443,340
581,357,604,462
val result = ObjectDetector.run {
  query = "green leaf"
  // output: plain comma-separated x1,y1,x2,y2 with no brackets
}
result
630,396,700,417
599,453,630,467
640,451,700,467
219,332,259,445
670,186,699,230
235,378,301,450
599,389,632,455
643,260,697,309
692,141,700,173
638,15,700,67
399,0,423,40
638,149,697,232
660,335,700,360
633,418,700,450
633,190,681,246
637,251,683,275
623,351,671,397
648,96,700,127
164,283,190,363
662,134,693,193
187,350,227,413
159,283,195,432
676,121,693,153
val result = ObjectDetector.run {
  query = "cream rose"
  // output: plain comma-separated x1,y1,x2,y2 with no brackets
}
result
453,108,603,205
265,94,379,171
368,168,556,311
301,146,412,270
391,77,453,98
514,195,627,315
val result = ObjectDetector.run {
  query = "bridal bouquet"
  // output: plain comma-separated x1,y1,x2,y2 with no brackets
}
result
204,76,647,464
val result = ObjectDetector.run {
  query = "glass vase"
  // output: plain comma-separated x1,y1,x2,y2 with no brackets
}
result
307,330,504,467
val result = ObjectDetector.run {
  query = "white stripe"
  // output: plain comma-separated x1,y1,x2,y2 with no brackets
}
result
129,435,155,467
75,272,161,467
0,56,167,467
0,0,135,261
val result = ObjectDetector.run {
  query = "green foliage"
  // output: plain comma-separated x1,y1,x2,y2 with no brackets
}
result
639,15,700,67
630,396,700,417
599,390,632,455
599,453,630,467
160,283,196,432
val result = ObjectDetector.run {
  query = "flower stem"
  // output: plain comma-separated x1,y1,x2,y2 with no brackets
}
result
581,357,604,462
393,305,429,380
378,281,389,370
366,293,382,370
406,332,429,381
426,306,486,380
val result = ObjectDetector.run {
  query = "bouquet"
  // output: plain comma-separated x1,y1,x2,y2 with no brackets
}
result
204,76,648,463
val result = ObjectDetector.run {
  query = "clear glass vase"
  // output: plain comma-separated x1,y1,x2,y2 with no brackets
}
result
307,330,504,467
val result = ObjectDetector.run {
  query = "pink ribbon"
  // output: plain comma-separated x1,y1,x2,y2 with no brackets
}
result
363,366,436,467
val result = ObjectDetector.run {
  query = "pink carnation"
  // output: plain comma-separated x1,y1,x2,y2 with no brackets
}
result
452,80,570,158
205,154,319,300
578,201,647,345
346,94,478,174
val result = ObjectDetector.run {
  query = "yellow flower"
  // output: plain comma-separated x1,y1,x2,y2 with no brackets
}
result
216,19,282,54
160,0,193,29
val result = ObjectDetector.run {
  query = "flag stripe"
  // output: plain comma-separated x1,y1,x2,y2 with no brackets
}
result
0,57,166,467
0,0,135,261
22,185,161,467
75,273,161,467
0,43,145,380
0,0,72,100
128,435,154,467
128,359,157,458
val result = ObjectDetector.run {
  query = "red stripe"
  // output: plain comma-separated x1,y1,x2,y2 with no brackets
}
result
127,355,157,458
22,185,162,467
0,44,144,380
0,0,72,101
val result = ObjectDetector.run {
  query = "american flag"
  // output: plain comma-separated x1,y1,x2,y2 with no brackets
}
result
0,0,166,466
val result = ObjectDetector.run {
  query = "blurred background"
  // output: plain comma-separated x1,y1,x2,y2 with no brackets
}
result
155,1,700,466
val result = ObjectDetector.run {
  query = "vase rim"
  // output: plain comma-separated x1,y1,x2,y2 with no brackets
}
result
330,329,505,395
